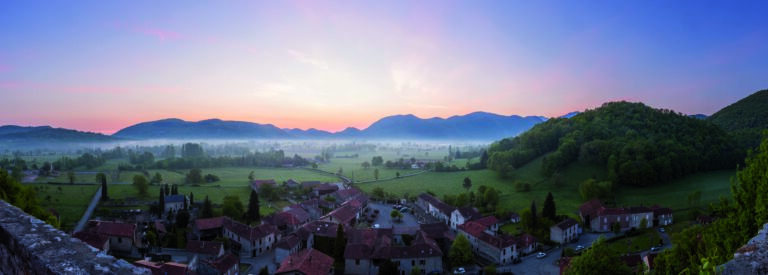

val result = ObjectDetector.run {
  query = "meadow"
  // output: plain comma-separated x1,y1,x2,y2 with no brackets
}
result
29,183,99,230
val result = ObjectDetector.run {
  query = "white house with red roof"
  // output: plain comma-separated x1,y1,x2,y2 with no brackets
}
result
275,248,334,275
95,221,135,254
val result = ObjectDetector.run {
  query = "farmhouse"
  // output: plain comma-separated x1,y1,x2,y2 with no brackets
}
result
579,199,669,232
344,228,443,275
450,207,482,230
416,193,456,224
95,221,135,254
72,231,109,253
222,218,281,258
550,218,580,244
457,220,538,265
275,234,302,263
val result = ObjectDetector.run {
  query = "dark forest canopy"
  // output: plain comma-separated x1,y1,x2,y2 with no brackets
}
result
708,89,768,151
488,101,742,186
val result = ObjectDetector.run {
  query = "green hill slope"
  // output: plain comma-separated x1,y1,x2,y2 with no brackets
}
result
488,101,741,186
708,89,768,150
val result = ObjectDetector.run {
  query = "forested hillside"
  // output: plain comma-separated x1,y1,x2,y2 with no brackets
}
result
487,101,741,186
708,89,768,151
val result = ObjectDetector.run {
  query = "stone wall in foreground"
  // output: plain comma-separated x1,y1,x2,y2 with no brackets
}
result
721,223,768,275
0,200,147,275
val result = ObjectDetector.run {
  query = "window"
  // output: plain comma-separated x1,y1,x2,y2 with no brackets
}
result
356,259,360,265
604,218,607,223
420,260,425,265
118,237,122,243
260,239,263,245
412,260,415,266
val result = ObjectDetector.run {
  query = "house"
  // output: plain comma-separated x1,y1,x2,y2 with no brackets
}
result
165,194,188,212
251,179,277,194
275,234,302,263
186,240,225,271
344,228,443,275
155,221,167,239
416,193,456,225
651,205,674,226
419,222,455,254
450,207,482,230
265,207,312,235
199,252,239,275
516,233,538,254
320,203,359,226
275,248,334,275
579,199,664,232
95,221,135,254
72,231,109,253
550,218,579,244
458,221,520,265
474,215,501,235
313,184,339,196
301,181,323,190
285,179,301,189
333,188,362,203
296,220,339,250
223,218,281,259
499,212,520,224
133,260,190,275
194,217,225,239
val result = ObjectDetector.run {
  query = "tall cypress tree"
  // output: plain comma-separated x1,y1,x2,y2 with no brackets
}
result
100,176,109,201
247,189,261,221
171,185,178,195
542,192,557,221
159,187,165,218
189,192,194,208
201,195,214,219
334,224,346,263
164,184,170,196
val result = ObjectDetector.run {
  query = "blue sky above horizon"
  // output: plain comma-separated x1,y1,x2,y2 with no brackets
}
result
1,0,766,133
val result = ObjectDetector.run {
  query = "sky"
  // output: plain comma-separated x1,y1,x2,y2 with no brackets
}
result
1,1,766,134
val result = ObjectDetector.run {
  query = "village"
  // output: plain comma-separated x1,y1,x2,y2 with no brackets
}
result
70,176,675,275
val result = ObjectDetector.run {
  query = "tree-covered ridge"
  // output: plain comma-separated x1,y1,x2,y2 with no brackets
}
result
708,89,768,150
488,101,741,186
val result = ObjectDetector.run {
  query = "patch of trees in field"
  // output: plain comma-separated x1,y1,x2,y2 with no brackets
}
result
488,101,742,186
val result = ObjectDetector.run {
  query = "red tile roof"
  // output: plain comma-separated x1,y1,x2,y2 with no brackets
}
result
474,215,499,227
96,221,135,238
651,205,673,215
313,183,339,192
186,240,223,255
327,204,357,224
300,220,339,238
458,221,517,250
555,218,579,230
578,198,604,218
134,260,192,275
195,217,225,231
333,188,361,201
202,252,239,274
516,233,537,248
418,193,456,216
275,248,334,275
155,221,167,234
276,234,301,250
419,223,451,240
72,231,108,250
457,207,482,221
223,218,278,241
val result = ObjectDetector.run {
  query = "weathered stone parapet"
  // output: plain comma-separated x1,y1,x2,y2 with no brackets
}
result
0,200,148,275
721,223,768,275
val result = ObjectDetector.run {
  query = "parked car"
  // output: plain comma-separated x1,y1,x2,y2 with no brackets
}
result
453,267,466,274
400,207,410,213
659,227,666,233
651,245,662,251
536,252,547,259
575,245,585,253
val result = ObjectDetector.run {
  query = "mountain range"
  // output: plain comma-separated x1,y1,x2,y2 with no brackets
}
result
111,112,548,140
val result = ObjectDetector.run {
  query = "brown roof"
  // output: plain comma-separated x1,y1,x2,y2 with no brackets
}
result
651,205,673,215
578,198,604,218
275,248,334,275
458,221,517,250
223,218,278,241
186,240,223,255
474,215,499,227
276,234,301,250
371,231,443,259
134,260,192,275
195,217,225,231
96,221,135,238
72,231,108,249
555,218,579,230
327,204,357,224
333,188,362,201
300,221,339,238
418,193,456,216
419,222,452,240
517,233,537,248
313,183,339,191
202,252,239,274
252,179,276,188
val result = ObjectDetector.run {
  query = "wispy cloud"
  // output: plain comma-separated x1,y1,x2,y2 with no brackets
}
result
287,49,329,70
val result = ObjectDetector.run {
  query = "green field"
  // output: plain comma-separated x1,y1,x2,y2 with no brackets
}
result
356,153,736,216
316,149,439,182
29,183,99,230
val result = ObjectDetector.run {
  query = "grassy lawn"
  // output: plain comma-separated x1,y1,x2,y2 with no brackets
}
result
606,230,663,255
29,183,100,231
500,222,524,235
613,170,735,210
34,171,101,184
317,149,448,182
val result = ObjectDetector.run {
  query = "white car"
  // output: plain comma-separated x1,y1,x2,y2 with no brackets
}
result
373,224,380,228
536,252,547,259
659,228,666,233
453,267,466,274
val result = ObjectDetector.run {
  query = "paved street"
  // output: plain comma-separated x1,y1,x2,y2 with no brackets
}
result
366,202,420,228
74,186,102,232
